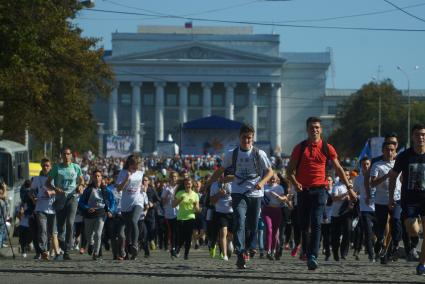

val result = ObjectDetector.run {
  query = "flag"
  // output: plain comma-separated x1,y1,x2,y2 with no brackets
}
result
358,139,371,161
185,22,193,29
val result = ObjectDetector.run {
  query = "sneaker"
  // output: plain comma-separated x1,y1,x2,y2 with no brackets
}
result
409,248,420,262
243,252,250,262
284,244,290,250
33,254,40,260
22,253,27,258
195,244,200,250
149,241,156,251
63,253,71,260
222,255,229,261
275,247,283,260
236,254,247,269
248,249,257,258
391,247,399,262
259,252,264,259
307,255,319,270
184,254,189,260
291,245,300,257
416,264,425,275
380,253,388,265
54,254,63,261
41,252,50,261
266,252,274,261
227,241,234,254
209,245,216,258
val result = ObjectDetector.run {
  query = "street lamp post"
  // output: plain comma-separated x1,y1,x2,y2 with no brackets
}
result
397,65,419,148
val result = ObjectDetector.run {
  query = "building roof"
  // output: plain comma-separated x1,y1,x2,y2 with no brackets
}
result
281,52,330,64
183,115,243,130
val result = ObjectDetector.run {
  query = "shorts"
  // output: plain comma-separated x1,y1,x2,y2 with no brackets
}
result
214,212,233,232
402,200,425,219
194,214,207,231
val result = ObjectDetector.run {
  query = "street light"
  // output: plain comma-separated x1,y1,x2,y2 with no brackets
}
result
397,65,420,148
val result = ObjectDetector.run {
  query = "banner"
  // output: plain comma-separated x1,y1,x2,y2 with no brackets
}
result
106,135,134,157
181,129,239,155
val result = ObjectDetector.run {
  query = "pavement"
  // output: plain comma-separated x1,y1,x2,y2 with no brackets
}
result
0,242,424,284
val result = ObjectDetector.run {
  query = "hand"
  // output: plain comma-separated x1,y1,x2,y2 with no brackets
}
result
255,182,264,190
294,181,303,192
77,185,84,194
218,188,226,196
88,208,95,213
55,187,64,194
107,212,113,218
388,199,395,211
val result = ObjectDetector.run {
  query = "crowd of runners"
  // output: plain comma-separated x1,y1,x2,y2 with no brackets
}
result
1,117,424,276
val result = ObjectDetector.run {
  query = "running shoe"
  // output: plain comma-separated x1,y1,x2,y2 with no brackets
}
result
149,241,156,251
87,245,93,256
284,243,290,250
307,255,318,270
222,255,229,261
291,245,300,257
236,254,246,269
53,254,63,261
243,252,250,262
22,253,27,258
63,253,71,260
266,252,274,261
248,249,257,259
209,245,216,258
416,264,425,275
41,252,49,261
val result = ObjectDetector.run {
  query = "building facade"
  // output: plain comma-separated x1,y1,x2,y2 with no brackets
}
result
92,26,331,154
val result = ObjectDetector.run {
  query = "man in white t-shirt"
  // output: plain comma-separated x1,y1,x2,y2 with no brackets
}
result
206,124,273,269
370,141,402,263
353,157,376,261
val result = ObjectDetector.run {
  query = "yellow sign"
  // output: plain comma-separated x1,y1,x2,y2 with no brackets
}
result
29,162,42,177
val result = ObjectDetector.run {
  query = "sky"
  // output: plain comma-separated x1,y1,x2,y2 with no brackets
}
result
74,0,425,90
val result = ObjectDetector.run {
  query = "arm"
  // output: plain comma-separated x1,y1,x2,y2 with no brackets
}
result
332,158,357,200
45,176,63,194
388,169,398,209
286,158,303,192
78,188,91,211
256,167,274,190
270,191,288,203
370,173,390,188
204,167,225,189
116,171,130,192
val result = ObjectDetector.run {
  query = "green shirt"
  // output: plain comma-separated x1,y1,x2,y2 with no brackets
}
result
176,190,199,221
49,163,82,195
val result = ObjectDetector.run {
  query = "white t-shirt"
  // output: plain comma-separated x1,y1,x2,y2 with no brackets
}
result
222,147,271,198
331,182,348,217
88,187,106,210
116,169,144,212
161,184,178,219
353,174,375,212
31,175,55,214
210,182,233,214
138,191,149,220
370,160,401,205
263,184,285,207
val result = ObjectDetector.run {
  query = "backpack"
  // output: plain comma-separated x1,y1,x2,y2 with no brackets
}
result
295,139,331,174
225,146,262,179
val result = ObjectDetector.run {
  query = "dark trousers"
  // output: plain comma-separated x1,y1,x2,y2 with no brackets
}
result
138,220,150,256
178,219,195,257
375,203,402,252
165,218,178,252
297,188,326,258
156,216,167,250
321,223,331,257
331,214,352,259
361,211,376,259
74,221,87,249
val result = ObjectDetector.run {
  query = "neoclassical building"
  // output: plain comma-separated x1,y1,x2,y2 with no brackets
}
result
93,26,331,154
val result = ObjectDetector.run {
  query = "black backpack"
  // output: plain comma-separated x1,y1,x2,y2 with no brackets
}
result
225,146,262,178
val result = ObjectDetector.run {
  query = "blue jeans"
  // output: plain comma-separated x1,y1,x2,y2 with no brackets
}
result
231,194,261,255
297,187,327,258
375,202,402,250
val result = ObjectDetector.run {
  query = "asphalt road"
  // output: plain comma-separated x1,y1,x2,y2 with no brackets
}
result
0,243,424,284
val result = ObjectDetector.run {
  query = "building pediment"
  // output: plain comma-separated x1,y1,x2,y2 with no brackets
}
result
107,42,284,64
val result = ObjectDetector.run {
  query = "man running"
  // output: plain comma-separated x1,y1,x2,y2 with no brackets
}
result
45,146,84,260
388,123,425,275
207,124,273,269
286,117,356,270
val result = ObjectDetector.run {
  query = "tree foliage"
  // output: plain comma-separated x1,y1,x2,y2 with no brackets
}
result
328,79,425,157
0,0,113,154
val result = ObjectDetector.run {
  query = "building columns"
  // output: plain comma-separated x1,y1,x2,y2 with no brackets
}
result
225,82,236,120
202,82,213,117
109,82,119,135
155,81,165,144
178,82,189,123
270,83,282,151
248,83,259,134
131,81,142,152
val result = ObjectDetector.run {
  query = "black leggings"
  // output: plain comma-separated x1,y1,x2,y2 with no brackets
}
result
178,219,195,257
166,218,179,252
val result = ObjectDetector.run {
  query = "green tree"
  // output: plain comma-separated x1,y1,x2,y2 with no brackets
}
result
0,0,113,156
329,80,408,157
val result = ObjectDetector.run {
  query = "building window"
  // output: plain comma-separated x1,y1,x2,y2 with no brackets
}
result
189,93,201,106
143,93,154,106
328,105,337,115
257,94,269,107
120,93,131,105
166,93,177,106
212,94,224,107
235,94,246,107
